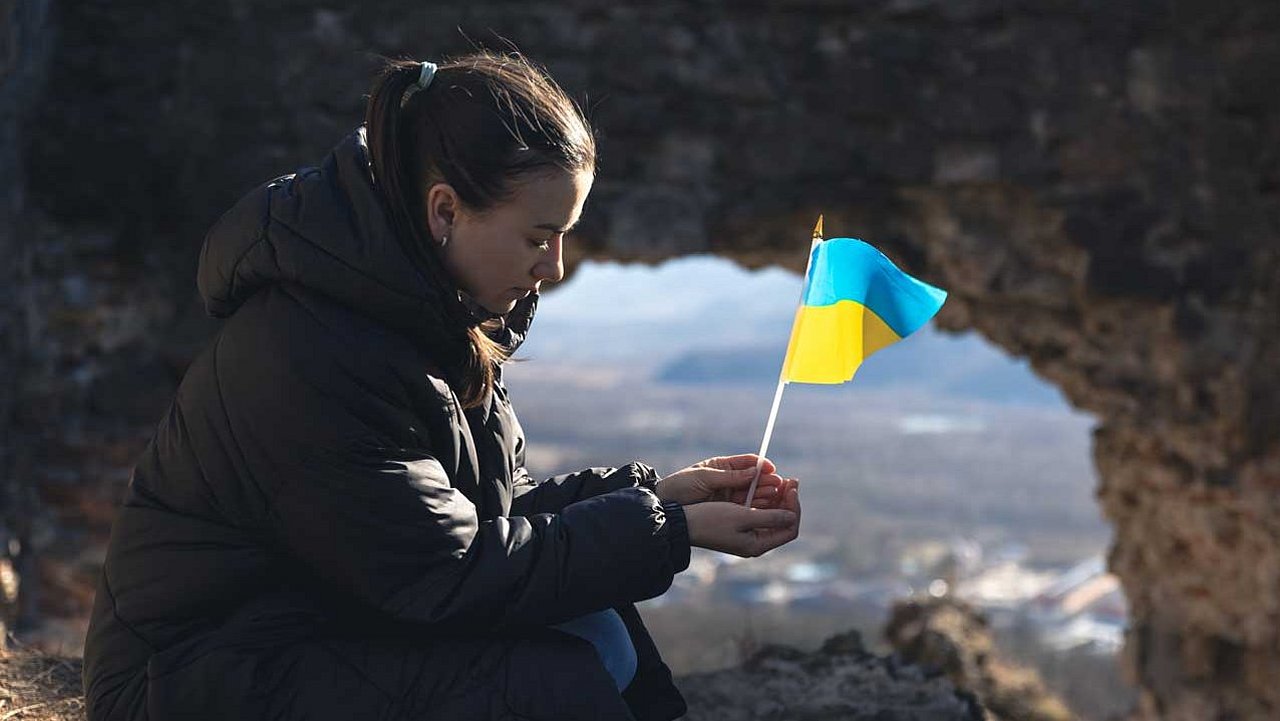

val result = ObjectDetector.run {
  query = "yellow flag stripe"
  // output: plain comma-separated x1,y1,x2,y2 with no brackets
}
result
780,299,902,384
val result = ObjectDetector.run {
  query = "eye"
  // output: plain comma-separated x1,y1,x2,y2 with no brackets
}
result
528,237,553,251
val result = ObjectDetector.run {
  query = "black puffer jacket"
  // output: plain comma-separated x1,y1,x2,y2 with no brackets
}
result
81,127,692,721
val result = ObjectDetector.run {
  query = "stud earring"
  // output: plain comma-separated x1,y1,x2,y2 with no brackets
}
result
440,233,449,249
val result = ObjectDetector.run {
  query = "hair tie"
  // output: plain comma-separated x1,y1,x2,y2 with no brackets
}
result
417,61,438,89
400,60,438,107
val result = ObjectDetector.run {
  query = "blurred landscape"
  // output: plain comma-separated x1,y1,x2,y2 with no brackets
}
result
4,2,1275,718
505,256,1132,720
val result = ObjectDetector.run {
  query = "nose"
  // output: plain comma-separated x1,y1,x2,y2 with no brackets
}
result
531,235,565,285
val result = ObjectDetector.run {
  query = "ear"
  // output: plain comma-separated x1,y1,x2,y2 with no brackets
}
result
424,182,460,243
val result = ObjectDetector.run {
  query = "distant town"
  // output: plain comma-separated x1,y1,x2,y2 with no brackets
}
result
648,537,1125,656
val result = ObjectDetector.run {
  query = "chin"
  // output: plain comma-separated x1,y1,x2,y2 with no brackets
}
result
481,298,517,315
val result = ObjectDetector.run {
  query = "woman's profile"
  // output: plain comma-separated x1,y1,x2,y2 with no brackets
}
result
81,50,801,721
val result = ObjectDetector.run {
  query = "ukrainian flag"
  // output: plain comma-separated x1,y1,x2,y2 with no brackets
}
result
780,232,947,384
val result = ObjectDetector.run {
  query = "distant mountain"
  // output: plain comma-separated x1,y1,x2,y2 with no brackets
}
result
655,326,1066,407
521,256,1067,408
518,256,800,366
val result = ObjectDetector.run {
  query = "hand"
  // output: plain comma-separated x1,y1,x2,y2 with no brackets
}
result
656,454,788,507
682,483,801,558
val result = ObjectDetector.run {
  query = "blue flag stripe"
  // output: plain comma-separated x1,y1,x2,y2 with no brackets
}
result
800,237,948,338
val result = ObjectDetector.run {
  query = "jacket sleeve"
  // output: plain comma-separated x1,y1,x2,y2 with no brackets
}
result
510,462,662,517
269,441,690,633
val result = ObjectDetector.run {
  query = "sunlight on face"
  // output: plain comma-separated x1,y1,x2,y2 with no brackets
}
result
440,169,593,315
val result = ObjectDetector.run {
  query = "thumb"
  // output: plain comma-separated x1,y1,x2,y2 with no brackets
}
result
736,508,797,530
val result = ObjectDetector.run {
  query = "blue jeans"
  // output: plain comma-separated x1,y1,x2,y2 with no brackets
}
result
551,608,637,691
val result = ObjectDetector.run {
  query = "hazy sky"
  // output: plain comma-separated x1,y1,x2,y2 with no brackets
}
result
521,255,1070,409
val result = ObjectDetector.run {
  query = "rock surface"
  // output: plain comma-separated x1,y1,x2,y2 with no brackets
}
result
1,2,1278,719
678,631,985,721
0,626,985,721
885,597,1074,721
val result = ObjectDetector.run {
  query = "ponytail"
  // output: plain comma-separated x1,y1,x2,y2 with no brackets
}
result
364,51,595,409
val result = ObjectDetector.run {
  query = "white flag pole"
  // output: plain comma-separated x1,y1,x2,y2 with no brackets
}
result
743,216,824,507
741,379,786,506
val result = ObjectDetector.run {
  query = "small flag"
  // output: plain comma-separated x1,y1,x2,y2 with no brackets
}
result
780,224,947,384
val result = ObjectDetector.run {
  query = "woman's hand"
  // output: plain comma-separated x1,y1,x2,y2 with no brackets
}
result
683,481,801,558
655,454,787,507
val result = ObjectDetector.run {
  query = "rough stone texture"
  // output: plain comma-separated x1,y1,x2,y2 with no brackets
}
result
0,0,53,638
678,629,986,721
3,1,1279,719
885,597,1074,721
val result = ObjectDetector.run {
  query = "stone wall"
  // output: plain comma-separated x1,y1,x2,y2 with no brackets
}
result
3,1,1278,718
1,0,52,638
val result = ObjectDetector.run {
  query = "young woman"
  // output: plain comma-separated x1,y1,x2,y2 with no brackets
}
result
81,51,801,721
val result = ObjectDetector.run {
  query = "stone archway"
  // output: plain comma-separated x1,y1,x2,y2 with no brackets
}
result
5,2,1278,718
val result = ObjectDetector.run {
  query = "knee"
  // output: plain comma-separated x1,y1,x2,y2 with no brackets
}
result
501,632,635,718
551,609,637,691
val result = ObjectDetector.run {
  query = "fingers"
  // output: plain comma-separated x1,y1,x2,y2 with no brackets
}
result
733,507,797,532
759,479,798,516
735,475,793,508
712,467,783,491
752,526,798,556
748,482,801,556
747,489,778,508
710,454,777,475
684,497,801,558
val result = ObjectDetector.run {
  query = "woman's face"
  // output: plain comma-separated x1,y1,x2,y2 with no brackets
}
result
425,169,593,315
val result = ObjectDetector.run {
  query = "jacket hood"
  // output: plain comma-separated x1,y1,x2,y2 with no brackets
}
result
197,126,537,358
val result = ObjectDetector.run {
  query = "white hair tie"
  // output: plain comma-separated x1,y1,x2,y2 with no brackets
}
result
417,61,438,89
400,61,438,107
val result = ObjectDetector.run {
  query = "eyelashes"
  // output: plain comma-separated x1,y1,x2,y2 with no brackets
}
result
528,238,552,251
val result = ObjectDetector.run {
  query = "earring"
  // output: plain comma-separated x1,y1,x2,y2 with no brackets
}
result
440,234,449,249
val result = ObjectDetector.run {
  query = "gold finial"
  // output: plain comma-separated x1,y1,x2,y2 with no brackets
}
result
812,214,824,240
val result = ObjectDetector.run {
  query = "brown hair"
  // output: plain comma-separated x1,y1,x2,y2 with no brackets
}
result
364,50,596,408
